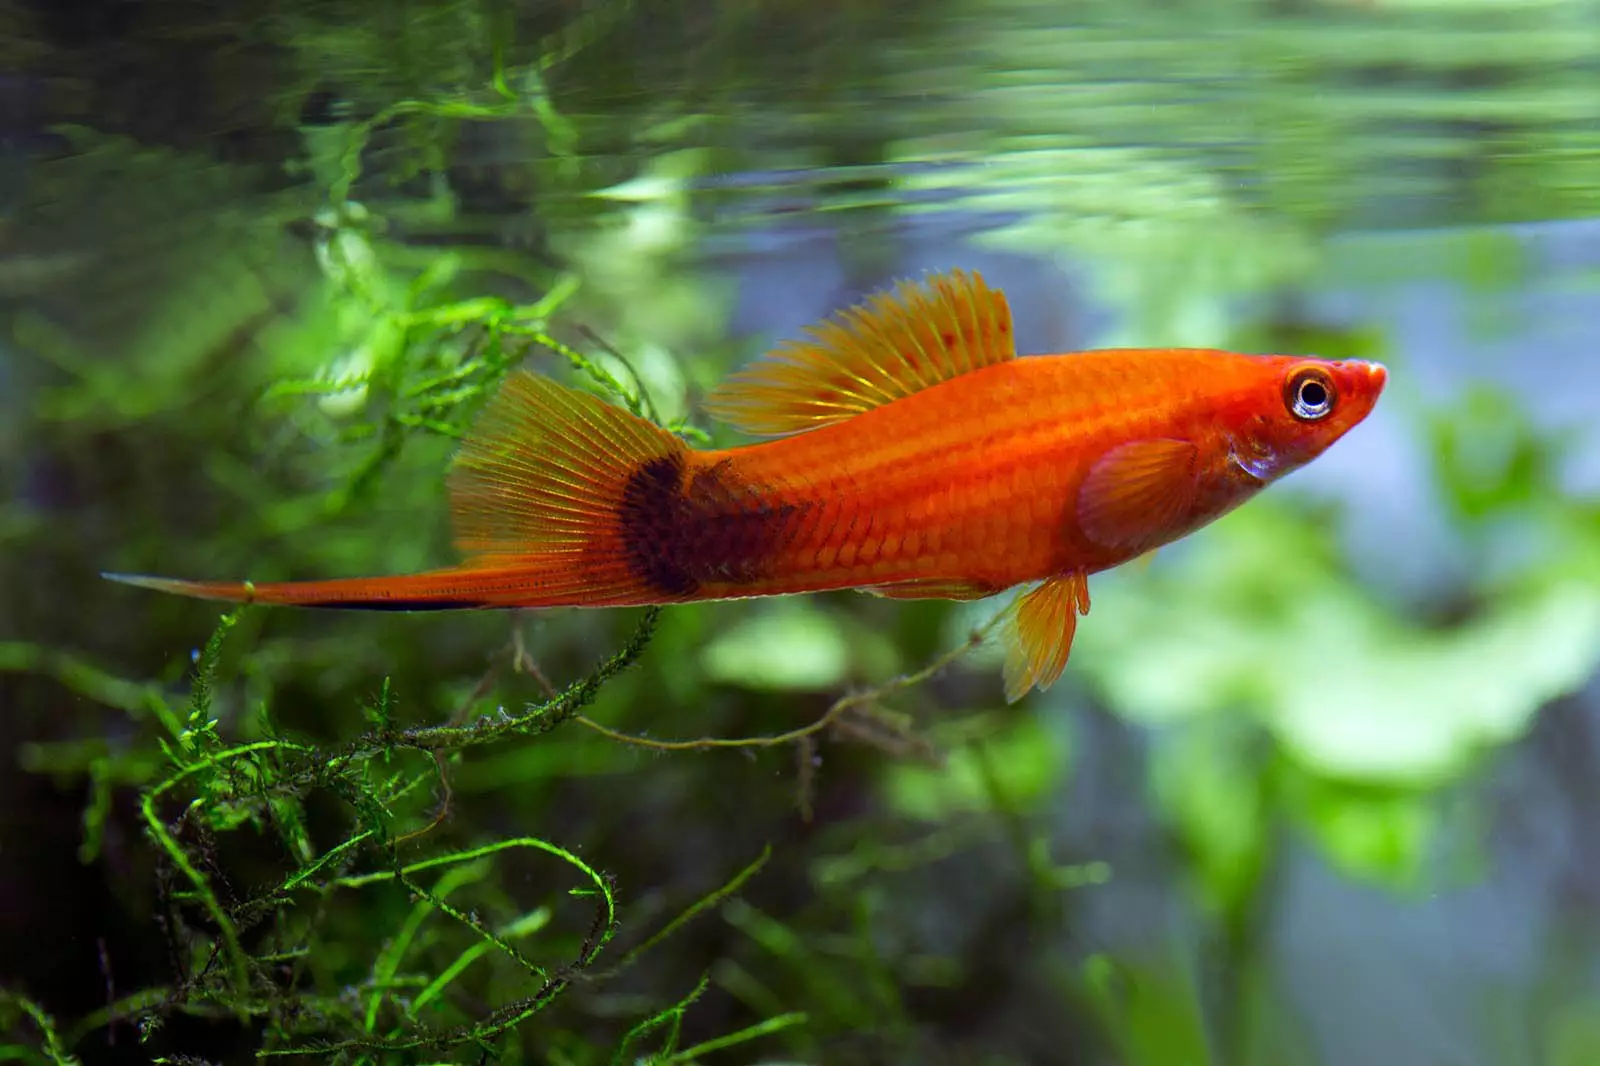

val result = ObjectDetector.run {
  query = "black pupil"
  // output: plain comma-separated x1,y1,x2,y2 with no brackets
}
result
1299,379,1328,409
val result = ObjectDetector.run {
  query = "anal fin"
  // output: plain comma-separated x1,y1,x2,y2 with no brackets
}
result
861,577,1001,601
1001,572,1091,703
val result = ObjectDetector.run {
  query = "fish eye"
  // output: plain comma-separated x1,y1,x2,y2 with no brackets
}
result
1285,367,1336,422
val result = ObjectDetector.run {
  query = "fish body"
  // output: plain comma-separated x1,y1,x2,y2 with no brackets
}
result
108,271,1387,699
681,349,1372,599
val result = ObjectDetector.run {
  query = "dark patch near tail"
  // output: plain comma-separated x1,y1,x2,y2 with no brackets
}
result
618,454,812,598
300,598,487,612
618,455,698,596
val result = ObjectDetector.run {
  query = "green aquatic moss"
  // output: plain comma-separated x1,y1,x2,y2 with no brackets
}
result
13,605,672,1057
1,35,827,1060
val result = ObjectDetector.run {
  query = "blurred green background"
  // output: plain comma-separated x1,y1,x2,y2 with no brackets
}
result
4,0,1600,1063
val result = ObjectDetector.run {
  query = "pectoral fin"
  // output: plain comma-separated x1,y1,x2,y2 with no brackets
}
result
1077,438,1198,557
1000,571,1091,703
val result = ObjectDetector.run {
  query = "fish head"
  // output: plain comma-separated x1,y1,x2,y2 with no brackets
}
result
1221,355,1388,484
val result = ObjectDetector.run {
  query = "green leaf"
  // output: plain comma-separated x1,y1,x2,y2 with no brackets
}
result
1283,776,1434,891
1081,953,1212,1066
883,714,1062,821
1074,509,1600,785
700,604,852,691
1149,725,1266,913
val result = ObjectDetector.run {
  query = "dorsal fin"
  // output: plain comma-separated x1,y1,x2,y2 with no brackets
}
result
704,269,1016,437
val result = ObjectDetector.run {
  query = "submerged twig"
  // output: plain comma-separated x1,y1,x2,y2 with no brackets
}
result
575,610,1003,755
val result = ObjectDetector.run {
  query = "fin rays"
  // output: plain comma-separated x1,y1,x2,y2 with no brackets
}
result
1077,439,1199,557
447,370,686,560
1001,572,1091,703
704,269,1017,437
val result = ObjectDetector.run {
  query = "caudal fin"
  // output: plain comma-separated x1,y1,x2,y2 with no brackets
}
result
100,565,598,610
106,371,697,611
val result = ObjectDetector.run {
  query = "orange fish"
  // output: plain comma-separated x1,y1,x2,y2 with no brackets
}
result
107,270,1387,701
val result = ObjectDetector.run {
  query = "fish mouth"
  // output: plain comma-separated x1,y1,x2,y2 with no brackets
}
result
1365,361,1389,391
